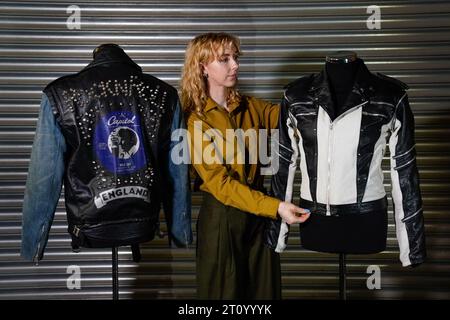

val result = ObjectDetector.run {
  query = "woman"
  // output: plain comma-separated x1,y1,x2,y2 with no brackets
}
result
181,32,310,299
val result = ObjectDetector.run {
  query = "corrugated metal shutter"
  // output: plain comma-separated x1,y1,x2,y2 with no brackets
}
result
0,0,449,299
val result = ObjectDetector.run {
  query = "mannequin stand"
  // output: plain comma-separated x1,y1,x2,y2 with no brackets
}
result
112,247,119,300
111,244,141,300
339,253,347,300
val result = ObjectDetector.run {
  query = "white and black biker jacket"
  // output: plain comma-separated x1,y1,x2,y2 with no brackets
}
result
266,61,426,267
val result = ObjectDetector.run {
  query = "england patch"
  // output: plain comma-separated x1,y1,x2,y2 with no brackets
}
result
94,186,150,208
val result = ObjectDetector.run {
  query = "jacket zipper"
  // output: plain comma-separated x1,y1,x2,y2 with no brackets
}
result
33,225,45,265
295,112,317,117
291,101,313,107
361,111,388,119
34,241,41,265
392,144,415,159
84,217,150,229
325,101,368,216
326,122,334,215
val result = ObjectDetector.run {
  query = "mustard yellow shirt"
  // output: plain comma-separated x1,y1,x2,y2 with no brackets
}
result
187,95,281,219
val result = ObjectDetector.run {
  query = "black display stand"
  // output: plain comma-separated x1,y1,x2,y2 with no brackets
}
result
112,247,119,300
339,253,347,300
111,244,141,300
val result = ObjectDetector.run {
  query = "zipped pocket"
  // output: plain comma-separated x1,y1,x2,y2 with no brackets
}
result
362,111,388,120
401,208,423,223
291,101,313,107
294,111,317,117
370,101,395,109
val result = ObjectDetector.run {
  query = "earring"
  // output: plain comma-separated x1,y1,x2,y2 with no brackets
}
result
203,73,208,79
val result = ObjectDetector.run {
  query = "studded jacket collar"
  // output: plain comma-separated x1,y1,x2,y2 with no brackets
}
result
82,44,142,73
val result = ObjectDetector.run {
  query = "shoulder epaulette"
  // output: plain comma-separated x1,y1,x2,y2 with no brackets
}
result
284,74,314,90
376,72,409,90
43,73,79,92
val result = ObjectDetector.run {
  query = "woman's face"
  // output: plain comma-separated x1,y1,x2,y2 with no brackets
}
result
202,45,239,91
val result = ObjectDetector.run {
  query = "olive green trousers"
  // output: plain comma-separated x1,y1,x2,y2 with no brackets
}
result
196,192,281,300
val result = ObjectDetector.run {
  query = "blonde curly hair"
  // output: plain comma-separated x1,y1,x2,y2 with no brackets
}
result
180,32,241,115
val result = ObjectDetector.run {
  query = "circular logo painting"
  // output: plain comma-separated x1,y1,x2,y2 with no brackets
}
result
94,111,147,174
107,127,140,160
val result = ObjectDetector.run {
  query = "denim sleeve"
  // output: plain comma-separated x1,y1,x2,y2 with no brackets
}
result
166,101,192,248
21,93,66,263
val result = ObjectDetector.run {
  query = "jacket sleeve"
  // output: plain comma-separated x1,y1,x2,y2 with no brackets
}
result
266,97,300,252
271,98,300,203
187,115,281,219
21,93,66,263
388,92,426,267
161,98,193,248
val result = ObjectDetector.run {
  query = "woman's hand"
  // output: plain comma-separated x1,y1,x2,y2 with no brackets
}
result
277,201,311,224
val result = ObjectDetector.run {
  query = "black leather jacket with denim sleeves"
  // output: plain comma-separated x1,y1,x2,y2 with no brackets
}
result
22,44,192,262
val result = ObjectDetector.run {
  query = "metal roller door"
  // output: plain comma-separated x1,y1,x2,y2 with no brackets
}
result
0,0,449,299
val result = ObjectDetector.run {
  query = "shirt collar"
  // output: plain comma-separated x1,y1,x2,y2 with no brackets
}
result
203,95,242,114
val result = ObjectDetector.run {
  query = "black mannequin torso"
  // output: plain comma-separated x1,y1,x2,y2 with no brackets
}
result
325,59,360,119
